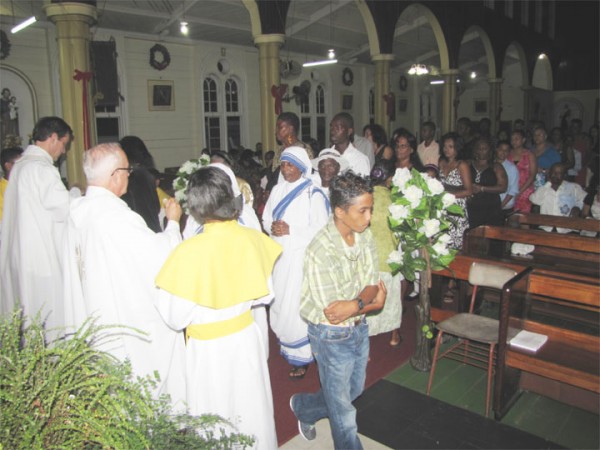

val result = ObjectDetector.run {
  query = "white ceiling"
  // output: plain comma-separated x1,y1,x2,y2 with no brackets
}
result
2,0,495,79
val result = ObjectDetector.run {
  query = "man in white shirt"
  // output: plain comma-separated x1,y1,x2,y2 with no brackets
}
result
0,117,73,330
328,113,370,176
530,163,587,233
63,142,186,408
417,121,440,166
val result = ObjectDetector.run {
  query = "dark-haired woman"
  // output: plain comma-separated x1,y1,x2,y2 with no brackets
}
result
467,139,507,228
364,123,394,163
439,133,472,249
155,167,281,449
119,135,162,232
394,130,425,173
508,129,537,212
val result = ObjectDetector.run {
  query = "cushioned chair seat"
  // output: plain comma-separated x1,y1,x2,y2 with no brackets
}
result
436,314,499,344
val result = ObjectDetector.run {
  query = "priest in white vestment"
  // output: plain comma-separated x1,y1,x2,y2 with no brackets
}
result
155,166,282,449
0,117,74,332
262,147,329,379
63,143,186,409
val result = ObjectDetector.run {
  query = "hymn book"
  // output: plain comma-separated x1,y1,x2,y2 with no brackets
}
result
509,330,548,352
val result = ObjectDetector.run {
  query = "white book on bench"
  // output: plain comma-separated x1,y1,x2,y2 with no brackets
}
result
509,330,548,352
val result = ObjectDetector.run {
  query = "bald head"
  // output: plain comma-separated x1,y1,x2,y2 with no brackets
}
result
83,143,130,196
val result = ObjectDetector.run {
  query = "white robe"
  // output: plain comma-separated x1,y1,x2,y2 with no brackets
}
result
262,177,328,366
155,290,277,450
63,186,186,409
181,200,271,359
0,145,70,332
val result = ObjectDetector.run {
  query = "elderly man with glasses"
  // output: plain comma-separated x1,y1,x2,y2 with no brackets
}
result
63,142,186,411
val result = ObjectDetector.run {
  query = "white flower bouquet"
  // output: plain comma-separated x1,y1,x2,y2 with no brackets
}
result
387,167,464,281
172,154,211,212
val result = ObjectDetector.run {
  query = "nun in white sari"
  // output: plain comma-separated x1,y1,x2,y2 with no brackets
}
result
262,146,329,378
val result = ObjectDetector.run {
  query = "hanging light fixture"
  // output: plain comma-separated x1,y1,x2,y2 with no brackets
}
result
180,21,189,35
180,0,189,35
303,2,338,68
408,64,429,76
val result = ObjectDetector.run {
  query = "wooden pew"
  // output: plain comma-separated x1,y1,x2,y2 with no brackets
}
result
507,212,600,234
462,225,600,274
493,269,600,419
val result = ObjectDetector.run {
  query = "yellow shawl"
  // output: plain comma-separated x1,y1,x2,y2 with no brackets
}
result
156,220,282,308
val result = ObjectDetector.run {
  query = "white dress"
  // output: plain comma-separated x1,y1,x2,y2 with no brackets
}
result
0,145,70,333
262,177,329,366
63,186,186,409
155,290,277,450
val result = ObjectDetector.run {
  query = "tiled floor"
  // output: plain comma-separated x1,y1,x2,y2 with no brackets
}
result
279,418,392,450
387,359,599,449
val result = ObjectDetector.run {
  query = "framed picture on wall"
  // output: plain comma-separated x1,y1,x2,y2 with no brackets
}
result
148,80,175,111
341,92,353,110
474,99,487,115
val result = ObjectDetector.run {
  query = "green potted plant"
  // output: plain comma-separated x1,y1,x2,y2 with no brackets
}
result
0,310,254,449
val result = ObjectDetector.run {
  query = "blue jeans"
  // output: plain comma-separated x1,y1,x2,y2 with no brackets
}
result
293,321,369,450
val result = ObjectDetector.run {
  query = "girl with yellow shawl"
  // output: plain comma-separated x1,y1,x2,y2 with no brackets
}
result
155,167,281,449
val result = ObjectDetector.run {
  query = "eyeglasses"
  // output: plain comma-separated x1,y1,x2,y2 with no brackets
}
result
111,167,133,176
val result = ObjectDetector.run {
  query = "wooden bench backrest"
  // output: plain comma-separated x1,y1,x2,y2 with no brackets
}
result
467,225,600,254
507,213,600,233
527,272,600,309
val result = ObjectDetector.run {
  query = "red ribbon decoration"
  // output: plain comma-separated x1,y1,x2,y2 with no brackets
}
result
73,69,93,150
271,84,288,116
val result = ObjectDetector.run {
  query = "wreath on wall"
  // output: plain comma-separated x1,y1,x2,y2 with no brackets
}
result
149,43,170,71
0,30,11,60
342,67,354,86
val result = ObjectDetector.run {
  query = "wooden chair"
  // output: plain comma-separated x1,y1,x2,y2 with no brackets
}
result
426,262,519,417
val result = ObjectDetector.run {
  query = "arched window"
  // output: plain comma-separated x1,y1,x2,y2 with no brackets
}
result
202,76,242,151
300,83,328,149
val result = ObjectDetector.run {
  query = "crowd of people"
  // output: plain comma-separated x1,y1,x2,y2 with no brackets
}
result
0,110,598,449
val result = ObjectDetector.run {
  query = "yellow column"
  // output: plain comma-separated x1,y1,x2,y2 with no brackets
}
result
45,2,97,187
254,34,285,163
372,54,394,134
488,78,503,136
440,69,460,134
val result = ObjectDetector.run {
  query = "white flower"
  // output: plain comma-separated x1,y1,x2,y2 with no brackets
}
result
442,192,456,208
420,218,440,238
392,167,412,191
426,177,444,195
404,185,424,208
388,204,410,221
175,190,186,203
432,241,449,255
387,248,404,265
437,233,451,245
180,160,196,174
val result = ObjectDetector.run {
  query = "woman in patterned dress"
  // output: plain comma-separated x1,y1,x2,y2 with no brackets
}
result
438,133,472,249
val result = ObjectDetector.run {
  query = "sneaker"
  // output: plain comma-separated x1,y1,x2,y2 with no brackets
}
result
289,394,316,441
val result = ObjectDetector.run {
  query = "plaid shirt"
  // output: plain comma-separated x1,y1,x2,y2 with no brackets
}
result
300,217,378,325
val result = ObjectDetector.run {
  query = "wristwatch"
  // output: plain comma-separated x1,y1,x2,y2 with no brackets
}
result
356,297,365,311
